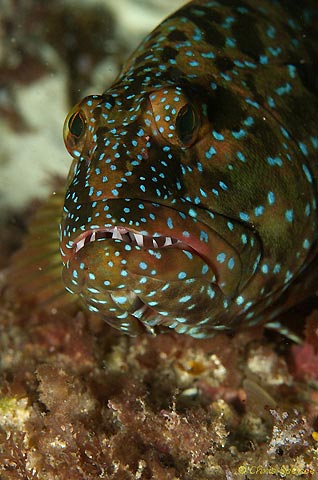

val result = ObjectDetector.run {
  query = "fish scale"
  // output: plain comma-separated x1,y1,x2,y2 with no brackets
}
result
11,0,317,337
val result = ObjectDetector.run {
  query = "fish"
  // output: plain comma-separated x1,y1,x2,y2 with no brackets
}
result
10,0,318,338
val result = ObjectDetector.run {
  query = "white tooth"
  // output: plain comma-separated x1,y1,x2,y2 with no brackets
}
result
75,238,85,252
134,233,144,246
163,237,173,247
90,231,96,242
152,239,159,248
112,227,123,240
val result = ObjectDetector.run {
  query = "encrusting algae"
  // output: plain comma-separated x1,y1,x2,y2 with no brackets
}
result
1,0,318,478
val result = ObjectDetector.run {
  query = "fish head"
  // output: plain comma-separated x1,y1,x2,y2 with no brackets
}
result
60,77,315,337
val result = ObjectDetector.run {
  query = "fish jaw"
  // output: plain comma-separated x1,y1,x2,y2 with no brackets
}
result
60,198,246,295
59,197,263,335
61,233,219,335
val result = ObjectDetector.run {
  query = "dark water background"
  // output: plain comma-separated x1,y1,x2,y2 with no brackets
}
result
0,0,185,217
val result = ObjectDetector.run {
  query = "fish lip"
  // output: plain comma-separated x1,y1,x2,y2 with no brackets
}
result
62,225,196,264
60,198,230,272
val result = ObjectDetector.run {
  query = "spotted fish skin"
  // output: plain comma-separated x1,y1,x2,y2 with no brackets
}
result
60,0,318,337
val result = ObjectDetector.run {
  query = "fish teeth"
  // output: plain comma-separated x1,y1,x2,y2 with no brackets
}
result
163,237,173,247
112,226,123,240
133,233,144,246
74,227,181,254
75,238,85,253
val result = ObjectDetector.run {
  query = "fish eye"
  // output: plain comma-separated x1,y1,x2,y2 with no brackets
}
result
175,103,198,145
68,111,85,138
63,94,102,159
63,106,87,159
150,88,200,147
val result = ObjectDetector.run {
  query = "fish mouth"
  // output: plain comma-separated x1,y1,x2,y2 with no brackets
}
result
60,198,263,335
63,224,220,335
61,197,263,321
66,223,208,269
72,226,190,254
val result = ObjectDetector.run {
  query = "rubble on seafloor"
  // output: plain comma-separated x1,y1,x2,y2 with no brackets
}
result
0,210,317,479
